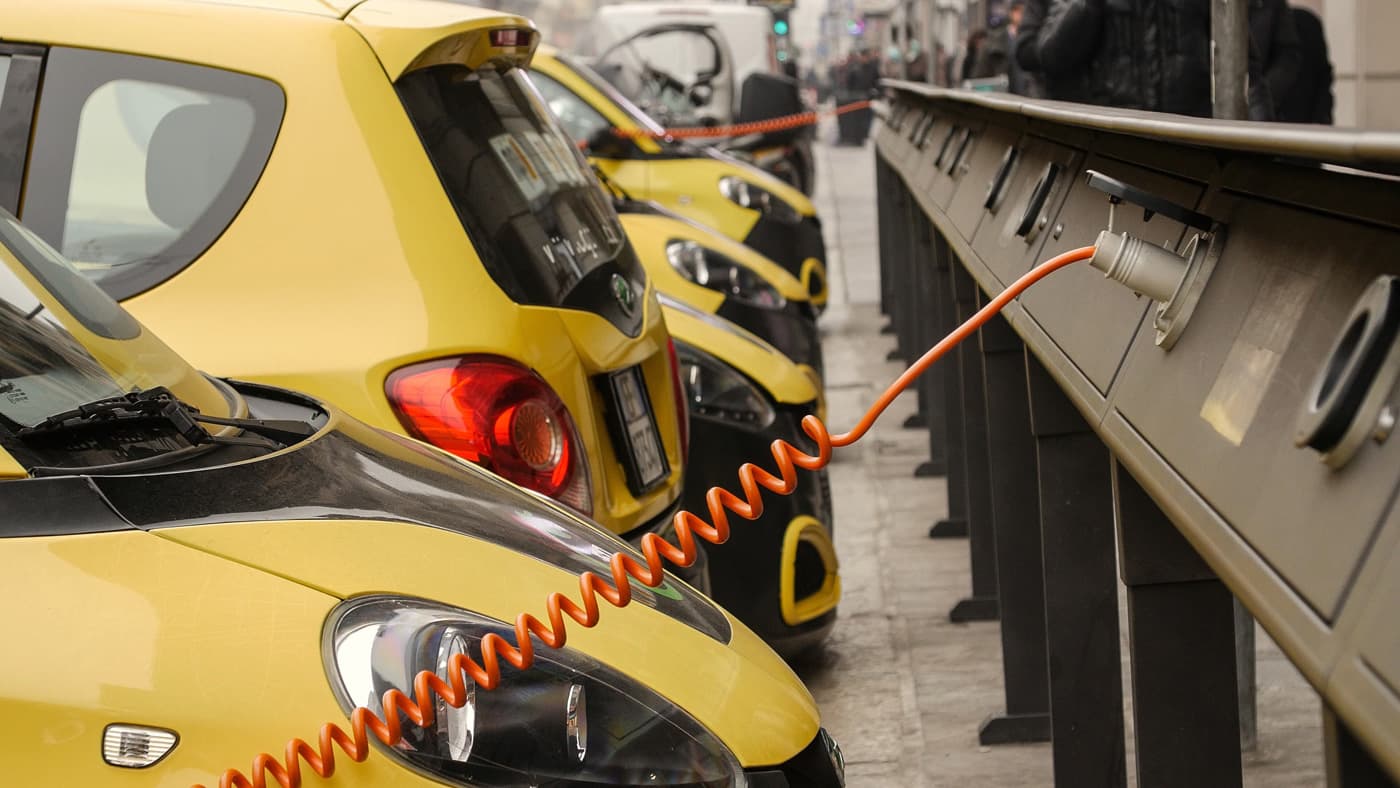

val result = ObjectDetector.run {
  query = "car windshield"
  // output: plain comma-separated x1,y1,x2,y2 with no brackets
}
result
0,210,230,431
396,64,638,308
555,53,671,141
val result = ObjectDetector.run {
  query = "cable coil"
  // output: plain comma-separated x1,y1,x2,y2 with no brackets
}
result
614,100,874,140
197,246,1097,788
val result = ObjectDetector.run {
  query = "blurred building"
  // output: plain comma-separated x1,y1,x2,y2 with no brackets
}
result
1294,0,1399,128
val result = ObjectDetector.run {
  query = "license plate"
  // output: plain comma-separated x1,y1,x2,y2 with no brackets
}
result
603,365,669,495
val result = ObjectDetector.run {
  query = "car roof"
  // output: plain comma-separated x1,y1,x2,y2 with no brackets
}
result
0,0,362,20
1,0,536,81
184,0,361,16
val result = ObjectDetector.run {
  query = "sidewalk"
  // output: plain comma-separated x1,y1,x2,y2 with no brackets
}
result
797,132,1325,787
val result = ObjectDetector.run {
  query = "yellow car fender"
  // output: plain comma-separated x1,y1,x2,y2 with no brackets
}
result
618,212,811,310
159,518,821,768
660,303,819,410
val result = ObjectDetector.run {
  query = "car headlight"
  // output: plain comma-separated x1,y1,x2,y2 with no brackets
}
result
673,341,776,432
666,239,786,310
325,596,747,787
717,176,802,223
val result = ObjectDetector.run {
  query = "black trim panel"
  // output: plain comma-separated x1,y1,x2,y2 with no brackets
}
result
1,384,730,642
0,476,133,538
0,46,44,215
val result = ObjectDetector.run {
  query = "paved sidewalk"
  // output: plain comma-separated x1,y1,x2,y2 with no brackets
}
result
796,133,1325,787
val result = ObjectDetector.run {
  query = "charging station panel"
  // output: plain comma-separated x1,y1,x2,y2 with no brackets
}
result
1110,189,1400,621
943,122,1017,240
1021,156,1204,394
877,82,1400,782
969,135,1082,289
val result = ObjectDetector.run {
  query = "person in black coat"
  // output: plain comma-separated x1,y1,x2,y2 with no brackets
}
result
1015,0,1070,98
1276,6,1334,124
1246,0,1303,120
1024,0,1299,119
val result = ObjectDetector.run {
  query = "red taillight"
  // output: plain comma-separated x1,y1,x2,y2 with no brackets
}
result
666,338,690,462
489,28,528,47
386,356,592,515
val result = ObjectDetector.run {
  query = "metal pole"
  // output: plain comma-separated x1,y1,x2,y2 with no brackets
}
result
1212,0,1257,750
1211,0,1249,119
1211,0,1256,750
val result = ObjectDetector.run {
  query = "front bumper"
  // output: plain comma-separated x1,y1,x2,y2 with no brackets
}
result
747,728,846,787
741,216,828,305
682,403,839,657
716,298,825,381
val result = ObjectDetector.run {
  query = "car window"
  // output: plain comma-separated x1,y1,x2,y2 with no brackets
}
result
531,71,613,146
0,210,227,430
22,48,284,301
396,64,640,310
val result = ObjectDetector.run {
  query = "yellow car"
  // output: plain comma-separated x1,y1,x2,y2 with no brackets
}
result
617,204,825,381
3,0,687,544
662,296,839,656
531,47,831,308
0,207,846,785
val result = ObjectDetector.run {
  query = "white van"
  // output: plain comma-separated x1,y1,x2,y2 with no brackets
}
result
579,2,816,193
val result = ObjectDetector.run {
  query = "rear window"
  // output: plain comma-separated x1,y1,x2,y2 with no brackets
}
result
21,47,283,301
396,64,640,309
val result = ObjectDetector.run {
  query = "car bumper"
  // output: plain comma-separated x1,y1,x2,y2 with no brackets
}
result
681,403,839,657
741,216,829,305
747,727,846,787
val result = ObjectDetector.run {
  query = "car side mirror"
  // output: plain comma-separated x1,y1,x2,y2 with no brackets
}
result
688,82,714,108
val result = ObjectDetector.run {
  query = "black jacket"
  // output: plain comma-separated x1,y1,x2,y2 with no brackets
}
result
1245,0,1302,121
1033,0,1212,116
1015,0,1088,101
1030,0,1299,119
1276,6,1333,124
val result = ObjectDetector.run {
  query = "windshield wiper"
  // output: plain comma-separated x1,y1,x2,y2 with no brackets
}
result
19,386,315,449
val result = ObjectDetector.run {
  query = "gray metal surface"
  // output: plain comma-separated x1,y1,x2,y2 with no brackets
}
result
876,85,1400,781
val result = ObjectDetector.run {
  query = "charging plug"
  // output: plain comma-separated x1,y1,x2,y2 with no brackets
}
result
1088,228,1225,350
1090,230,1189,302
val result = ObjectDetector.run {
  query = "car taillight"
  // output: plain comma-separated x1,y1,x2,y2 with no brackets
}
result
666,338,690,462
386,356,592,515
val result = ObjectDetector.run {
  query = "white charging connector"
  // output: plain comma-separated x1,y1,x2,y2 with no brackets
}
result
1088,228,1225,350
1089,230,1189,302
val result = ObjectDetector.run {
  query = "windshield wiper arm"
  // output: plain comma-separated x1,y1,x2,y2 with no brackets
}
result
19,386,315,449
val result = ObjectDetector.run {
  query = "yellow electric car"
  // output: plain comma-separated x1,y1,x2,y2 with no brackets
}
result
0,207,847,785
2,0,688,544
617,202,826,381
662,296,839,656
530,47,831,308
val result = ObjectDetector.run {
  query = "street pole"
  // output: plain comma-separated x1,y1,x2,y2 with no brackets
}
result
1211,0,1248,119
1211,0,1256,751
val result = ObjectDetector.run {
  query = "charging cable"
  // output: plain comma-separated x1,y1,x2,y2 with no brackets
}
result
197,245,1098,788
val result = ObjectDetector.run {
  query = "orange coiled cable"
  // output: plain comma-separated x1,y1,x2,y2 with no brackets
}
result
197,245,1096,788
614,100,873,140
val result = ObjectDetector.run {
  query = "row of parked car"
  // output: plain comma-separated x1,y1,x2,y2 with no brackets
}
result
0,0,845,785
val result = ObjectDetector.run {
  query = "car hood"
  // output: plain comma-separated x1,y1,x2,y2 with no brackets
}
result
85,409,819,767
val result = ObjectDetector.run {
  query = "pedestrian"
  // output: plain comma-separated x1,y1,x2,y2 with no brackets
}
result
1246,0,1302,121
960,30,987,84
972,14,1013,80
1026,0,1299,119
1014,0,1087,102
1032,0,1212,115
1276,5,1333,124
1003,2,1045,97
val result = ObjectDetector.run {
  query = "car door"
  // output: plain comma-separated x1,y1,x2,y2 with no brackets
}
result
594,23,737,129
